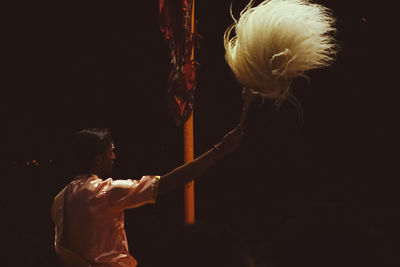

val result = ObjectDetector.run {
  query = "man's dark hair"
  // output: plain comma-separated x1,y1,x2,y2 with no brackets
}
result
75,128,113,174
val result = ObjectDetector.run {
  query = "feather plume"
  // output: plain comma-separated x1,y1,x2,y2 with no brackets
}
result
224,0,337,100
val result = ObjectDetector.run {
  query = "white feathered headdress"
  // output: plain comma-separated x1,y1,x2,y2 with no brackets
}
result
225,0,337,102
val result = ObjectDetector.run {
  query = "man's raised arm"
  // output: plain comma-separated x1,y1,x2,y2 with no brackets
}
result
157,127,244,196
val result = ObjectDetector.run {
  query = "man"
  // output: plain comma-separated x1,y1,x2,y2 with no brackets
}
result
52,127,244,267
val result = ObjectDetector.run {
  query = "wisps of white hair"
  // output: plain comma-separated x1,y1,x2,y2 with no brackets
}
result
224,0,337,101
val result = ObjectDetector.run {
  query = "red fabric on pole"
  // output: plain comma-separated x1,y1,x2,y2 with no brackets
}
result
159,0,198,126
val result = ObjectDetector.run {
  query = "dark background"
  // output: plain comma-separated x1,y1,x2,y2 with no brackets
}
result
2,0,398,266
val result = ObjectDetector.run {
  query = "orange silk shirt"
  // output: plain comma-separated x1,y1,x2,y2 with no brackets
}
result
51,174,160,267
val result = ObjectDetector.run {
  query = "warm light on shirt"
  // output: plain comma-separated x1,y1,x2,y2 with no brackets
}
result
52,174,160,267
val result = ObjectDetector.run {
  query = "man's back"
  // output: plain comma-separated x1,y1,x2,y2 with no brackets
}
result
52,174,159,267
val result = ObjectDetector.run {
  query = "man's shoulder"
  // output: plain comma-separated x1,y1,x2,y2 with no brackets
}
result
51,185,68,222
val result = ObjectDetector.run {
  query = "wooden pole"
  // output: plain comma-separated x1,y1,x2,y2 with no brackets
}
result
184,112,194,224
184,0,195,225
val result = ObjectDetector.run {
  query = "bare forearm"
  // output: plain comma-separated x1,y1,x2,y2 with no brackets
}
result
158,145,225,195
157,126,244,196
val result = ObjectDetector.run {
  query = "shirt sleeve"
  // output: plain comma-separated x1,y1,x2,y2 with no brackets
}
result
105,175,160,210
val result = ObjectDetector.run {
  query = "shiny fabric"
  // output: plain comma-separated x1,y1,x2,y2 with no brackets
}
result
159,0,198,126
52,174,160,267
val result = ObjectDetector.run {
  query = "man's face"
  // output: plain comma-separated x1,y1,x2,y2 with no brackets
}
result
97,142,116,178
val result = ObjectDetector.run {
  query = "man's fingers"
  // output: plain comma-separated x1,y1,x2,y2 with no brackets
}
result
237,123,246,131
236,125,246,135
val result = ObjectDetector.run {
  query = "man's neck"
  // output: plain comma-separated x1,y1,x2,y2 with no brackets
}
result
74,173,100,180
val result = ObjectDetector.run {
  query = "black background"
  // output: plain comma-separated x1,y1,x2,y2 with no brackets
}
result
2,0,398,266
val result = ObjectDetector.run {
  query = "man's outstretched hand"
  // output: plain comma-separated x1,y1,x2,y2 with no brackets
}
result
216,126,245,155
